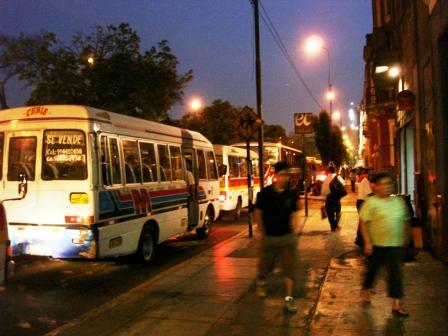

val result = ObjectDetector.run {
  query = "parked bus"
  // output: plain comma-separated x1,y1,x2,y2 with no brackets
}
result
232,142,303,193
0,105,220,263
213,145,260,220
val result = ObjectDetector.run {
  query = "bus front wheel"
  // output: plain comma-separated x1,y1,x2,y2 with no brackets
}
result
137,226,156,264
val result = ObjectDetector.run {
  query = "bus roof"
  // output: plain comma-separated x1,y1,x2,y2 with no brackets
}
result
0,105,211,146
212,144,258,158
231,141,302,154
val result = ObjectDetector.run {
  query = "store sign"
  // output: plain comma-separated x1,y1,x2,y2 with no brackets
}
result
294,113,314,134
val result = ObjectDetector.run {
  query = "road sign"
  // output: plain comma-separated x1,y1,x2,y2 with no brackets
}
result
294,113,314,134
232,106,262,139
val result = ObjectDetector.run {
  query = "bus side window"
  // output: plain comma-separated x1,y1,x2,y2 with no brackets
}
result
228,155,239,178
101,163,111,186
206,151,217,180
109,138,122,185
124,162,136,184
157,144,171,181
139,142,156,183
170,146,183,181
240,157,248,178
197,149,207,180
100,136,111,186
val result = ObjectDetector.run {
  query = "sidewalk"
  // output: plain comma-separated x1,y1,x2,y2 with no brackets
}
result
46,193,448,336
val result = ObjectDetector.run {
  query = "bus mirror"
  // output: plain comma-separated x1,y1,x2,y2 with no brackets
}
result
218,164,227,176
18,173,28,198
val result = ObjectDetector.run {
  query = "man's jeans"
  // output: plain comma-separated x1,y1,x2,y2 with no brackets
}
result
325,196,341,231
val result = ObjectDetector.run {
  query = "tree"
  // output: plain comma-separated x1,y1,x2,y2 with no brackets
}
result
0,32,57,109
179,100,245,144
1,23,193,120
264,124,286,143
313,110,346,166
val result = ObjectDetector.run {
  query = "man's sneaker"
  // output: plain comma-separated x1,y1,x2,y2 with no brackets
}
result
256,279,267,297
284,296,297,313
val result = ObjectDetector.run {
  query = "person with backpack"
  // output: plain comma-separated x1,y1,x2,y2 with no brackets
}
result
321,165,347,231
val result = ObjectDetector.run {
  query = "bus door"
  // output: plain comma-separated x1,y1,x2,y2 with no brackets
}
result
182,149,199,229
2,133,39,226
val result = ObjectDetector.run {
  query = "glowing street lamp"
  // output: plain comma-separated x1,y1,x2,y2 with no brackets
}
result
388,66,401,78
188,97,203,112
332,110,342,127
348,108,355,121
304,35,333,118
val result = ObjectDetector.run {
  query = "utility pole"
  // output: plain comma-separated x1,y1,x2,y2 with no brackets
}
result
252,0,264,191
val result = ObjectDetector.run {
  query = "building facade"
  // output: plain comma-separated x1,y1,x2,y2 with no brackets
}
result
362,0,448,260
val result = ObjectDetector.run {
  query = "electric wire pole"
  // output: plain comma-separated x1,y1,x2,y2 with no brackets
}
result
252,0,264,192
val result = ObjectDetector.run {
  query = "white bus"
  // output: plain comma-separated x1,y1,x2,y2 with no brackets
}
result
213,145,260,220
232,142,303,193
0,105,220,263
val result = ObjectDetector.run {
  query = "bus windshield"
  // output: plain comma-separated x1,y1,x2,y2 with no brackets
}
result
42,130,87,180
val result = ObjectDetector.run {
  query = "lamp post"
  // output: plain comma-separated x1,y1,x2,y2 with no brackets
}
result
304,35,333,119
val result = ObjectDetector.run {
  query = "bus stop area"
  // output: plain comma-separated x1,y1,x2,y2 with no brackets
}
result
45,192,448,336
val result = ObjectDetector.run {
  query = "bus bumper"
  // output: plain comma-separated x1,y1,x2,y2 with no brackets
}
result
9,225,97,259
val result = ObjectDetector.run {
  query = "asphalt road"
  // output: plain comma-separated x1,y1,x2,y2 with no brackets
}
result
0,213,251,336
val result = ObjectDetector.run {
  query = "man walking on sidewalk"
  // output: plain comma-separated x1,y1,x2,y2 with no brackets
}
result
321,165,346,231
359,172,411,317
254,161,300,313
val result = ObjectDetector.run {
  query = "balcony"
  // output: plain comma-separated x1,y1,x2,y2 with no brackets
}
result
364,27,401,64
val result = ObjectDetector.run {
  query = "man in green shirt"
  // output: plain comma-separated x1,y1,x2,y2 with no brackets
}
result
359,172,411,317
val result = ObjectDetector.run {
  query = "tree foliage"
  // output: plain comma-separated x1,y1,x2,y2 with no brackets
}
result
0,23,193,120
264,124,286,143
179,100,244,144
0,32,57,109
313,110,346,166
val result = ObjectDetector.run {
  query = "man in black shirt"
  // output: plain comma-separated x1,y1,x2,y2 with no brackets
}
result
255,161,300,313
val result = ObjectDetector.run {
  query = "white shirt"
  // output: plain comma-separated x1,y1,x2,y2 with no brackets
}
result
357,177,372,200
321,173,345,198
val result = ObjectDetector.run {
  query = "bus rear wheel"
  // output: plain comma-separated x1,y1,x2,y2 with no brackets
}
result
137,226,156,264
196,208,212,239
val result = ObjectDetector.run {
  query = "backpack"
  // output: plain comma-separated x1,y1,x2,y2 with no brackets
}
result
329,175,347,199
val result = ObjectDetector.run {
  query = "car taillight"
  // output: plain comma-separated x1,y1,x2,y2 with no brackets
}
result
65,215,94,225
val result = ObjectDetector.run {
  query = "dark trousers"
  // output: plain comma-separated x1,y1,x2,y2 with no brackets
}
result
351,180,356,192
325,196,341,231
355,199,365,247
363,246,405,299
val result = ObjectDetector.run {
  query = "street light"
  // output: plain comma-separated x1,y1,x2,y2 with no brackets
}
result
304,35,333,119
332,110,342,127
188,96,204,112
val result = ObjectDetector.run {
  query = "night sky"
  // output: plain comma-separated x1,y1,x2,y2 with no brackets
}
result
1,0,372,133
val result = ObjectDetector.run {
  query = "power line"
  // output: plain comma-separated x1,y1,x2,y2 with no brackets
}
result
257,0,324,110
